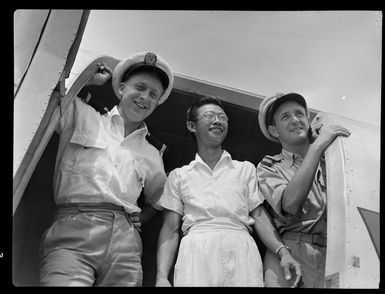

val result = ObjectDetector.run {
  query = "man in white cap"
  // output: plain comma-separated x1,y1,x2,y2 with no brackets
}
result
257,93,350,287
39,51,174,286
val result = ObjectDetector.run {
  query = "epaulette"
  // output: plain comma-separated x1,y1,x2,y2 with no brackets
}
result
259,154,282,167
146,133,169,156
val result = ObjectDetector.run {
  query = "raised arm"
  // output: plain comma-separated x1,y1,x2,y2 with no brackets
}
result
282,123,350,216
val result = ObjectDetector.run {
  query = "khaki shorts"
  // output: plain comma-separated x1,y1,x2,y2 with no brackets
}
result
39,208,142,286
263,238,326,288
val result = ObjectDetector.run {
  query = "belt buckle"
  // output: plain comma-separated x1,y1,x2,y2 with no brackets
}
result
77,203,96,212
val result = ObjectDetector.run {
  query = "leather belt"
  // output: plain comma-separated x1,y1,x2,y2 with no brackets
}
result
55,202,134,225
282,231,327,247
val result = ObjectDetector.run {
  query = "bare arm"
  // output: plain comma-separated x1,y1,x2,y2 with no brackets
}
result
140,204,160,225
282,124,350,216
156,209,182,286
127,204,161,232
251,205,302,287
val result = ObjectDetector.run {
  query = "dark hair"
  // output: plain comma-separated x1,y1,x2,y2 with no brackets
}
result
186,95,225,123
186,96,226,141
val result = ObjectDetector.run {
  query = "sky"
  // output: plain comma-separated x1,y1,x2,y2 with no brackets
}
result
78,10,382,127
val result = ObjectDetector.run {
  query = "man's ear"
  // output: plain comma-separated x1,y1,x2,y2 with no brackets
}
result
186,121,196,133
118,82,125,97
268,125,279,139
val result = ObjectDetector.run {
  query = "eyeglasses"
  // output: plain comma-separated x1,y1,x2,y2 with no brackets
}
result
198,111,229,123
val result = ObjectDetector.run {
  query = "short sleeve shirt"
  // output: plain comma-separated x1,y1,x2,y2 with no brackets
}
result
257,149,327,235
54,97,167,213
157,150,263,234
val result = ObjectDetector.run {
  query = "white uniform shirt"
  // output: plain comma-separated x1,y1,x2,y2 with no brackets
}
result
54,97,167,213
157,150,263,234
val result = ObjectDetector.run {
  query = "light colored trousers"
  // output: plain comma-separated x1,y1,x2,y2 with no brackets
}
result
39,208,142,286
264,238,326,288
174,228,264,287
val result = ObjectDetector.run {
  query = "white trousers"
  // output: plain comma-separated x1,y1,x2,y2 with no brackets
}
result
174,229,264,287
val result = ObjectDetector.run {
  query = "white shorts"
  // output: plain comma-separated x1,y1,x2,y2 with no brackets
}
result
174,229,264,287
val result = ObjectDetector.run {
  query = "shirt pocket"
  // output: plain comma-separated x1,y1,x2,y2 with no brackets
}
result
61,131,112,179
119,157,145,198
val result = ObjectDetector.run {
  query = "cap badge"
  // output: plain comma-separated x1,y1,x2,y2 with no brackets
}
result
275,92,285,99
144,52,157,65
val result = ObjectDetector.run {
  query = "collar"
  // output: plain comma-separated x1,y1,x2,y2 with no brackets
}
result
108,106,149,136
188,149,234,171
281,148,304,168
109,105,120,117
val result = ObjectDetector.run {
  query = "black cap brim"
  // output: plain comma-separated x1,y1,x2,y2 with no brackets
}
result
266,93,307,126
121,63,169,90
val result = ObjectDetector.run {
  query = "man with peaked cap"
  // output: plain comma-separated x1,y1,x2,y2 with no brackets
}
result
39,51,174,286
256,93,350,288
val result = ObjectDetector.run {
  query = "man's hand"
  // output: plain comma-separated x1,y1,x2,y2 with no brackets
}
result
313,123,351,151
278,248,303,288
85,62,113,86
155,276,172,287
311,113,351,146
129,212,141,232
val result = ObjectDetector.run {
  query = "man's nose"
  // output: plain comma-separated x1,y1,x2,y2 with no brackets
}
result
291,114,300,122
139,90,151,102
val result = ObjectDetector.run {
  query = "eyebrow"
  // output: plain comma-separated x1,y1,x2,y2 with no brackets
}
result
294,109,306,114
279,108,305,118
203,110,227,115
279,110,289,118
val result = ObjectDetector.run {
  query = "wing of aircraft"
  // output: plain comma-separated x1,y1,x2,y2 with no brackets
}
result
13,10,380,288
13,9,90,285
13,10,90,213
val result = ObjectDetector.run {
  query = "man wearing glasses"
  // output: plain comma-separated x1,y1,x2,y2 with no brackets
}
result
154,96,302,287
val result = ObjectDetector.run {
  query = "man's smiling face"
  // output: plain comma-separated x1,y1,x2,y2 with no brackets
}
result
268,100,310,145
192,104,229,146
118,71,164,123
